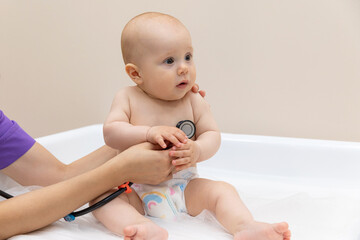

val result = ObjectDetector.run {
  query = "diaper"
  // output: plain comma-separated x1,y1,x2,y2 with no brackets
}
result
132,167,198,219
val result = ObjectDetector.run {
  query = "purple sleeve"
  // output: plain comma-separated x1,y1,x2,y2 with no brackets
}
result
0,110,36,170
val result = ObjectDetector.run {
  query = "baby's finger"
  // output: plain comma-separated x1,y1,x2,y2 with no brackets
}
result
169,149,190,158
170,141,190,151
174,131,188,143
172,157,190,166
165,134,182,148
155,136,167,148
175,163,192,172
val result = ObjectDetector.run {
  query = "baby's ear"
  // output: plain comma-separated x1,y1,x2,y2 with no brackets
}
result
125,64,143,85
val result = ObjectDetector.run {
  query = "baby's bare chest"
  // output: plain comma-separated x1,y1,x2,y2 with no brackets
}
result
128,96,194,128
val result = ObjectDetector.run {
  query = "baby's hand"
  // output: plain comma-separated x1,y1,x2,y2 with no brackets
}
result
146,126,188,149
169,139,201,172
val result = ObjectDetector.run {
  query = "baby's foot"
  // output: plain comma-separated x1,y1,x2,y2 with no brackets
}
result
234,221,291,240
123,221,168,240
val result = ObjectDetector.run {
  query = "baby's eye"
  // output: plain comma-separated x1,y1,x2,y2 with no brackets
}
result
164,57,175,65
185,53,192,61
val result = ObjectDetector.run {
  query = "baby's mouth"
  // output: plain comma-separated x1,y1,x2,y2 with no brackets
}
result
176,80,189,88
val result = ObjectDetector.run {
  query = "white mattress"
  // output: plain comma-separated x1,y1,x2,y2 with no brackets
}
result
2,124,360,240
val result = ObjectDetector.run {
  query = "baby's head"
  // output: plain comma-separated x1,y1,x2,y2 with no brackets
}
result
121,12,196,101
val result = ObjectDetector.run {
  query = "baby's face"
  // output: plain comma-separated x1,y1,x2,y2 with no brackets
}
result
135,22,196,101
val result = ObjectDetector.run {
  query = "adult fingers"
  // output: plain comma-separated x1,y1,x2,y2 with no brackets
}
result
191,84,199,93
199,90,206,98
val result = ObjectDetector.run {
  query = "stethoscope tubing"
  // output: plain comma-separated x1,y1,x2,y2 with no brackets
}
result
0,120,195,221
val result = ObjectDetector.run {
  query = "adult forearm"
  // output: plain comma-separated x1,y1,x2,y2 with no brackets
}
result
103,122,150,151
0,161,122,239
63,145,118,180
0,142,173,239
2,144,119,186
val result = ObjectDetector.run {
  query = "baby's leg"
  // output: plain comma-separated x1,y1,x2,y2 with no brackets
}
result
91,189,168,240
184,179,291,240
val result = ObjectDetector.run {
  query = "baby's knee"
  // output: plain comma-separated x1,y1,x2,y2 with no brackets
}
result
208,181,239,202
200,181,237,210
213,180,237,192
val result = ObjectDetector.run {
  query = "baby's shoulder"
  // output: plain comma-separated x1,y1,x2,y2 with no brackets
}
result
187,90,210,109
119,86,137,95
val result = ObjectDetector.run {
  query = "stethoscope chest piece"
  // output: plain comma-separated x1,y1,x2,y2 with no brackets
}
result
176,120,196,139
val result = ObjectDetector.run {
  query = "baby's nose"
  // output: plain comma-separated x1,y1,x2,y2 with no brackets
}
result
177,64,188,75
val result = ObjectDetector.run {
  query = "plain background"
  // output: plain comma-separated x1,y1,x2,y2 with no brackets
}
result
1,0,360,141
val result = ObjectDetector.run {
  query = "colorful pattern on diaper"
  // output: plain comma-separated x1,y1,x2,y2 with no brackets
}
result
141,189,178,219
133,167,199,219
143,192,164,211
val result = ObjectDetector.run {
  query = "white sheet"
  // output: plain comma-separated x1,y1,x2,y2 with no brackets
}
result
2,124,360,240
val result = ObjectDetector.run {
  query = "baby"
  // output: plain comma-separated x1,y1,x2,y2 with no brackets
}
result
93,12,291,240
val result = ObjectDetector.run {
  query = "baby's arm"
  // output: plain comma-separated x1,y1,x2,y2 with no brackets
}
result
104,88,187,151
192,93,221,162
103,88,149,151
170,93,221,170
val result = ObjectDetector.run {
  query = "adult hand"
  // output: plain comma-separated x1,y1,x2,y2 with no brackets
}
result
109,142,174,185
0,142,175,239
191,84,206,98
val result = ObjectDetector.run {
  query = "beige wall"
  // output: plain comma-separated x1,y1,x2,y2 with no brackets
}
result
1,0,360,141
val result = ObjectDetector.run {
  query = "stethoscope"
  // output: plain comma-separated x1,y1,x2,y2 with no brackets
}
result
0,120,196,222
